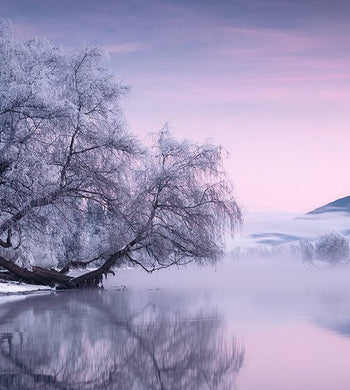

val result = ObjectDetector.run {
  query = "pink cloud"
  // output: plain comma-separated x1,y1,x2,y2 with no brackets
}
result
104,42,144,54
219,26,321,53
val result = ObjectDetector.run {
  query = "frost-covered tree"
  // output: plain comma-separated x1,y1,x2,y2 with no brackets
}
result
0,20,241,288
299,240,315,263
314,231,349,265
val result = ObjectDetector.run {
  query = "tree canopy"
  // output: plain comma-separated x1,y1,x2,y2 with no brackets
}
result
0,19,241,288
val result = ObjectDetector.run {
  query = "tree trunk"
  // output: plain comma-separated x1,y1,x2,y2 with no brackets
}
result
0,257,51,286
0,272,21,282
0,247,130,289
71,248,128,288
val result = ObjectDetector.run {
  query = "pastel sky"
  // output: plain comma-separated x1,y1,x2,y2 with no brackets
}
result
2,0,350,213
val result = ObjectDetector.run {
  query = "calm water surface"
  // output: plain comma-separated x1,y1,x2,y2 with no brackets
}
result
1,258,350,389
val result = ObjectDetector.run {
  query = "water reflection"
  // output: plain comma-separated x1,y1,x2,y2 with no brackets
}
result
0,290,243,389
313,292,350,338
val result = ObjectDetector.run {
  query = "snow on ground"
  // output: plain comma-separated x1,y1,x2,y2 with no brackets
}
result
0,281,52,295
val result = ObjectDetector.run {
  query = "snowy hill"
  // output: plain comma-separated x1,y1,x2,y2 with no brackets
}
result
306,195,350,215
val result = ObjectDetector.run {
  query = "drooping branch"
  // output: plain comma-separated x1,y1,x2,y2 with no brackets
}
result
0,190,64,235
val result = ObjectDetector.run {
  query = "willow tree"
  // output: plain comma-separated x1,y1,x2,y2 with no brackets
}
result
0,19,241,288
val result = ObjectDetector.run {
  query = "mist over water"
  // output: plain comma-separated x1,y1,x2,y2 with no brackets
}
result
113,257,350,326
112,257,350,389
233,209,350,248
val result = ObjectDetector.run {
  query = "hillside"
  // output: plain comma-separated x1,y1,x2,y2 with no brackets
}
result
307,195,350,215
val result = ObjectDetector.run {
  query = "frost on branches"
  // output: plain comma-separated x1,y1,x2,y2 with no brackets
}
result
0,20,241,288
314,231,349,264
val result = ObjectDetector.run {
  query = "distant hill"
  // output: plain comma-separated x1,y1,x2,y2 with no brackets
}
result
248,232,301,245
306,195,350,215
239,196,350,250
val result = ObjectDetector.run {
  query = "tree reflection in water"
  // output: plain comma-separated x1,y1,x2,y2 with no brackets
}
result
0,290,244,389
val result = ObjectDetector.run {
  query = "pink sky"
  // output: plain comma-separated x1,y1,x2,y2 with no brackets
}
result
3,0,350,213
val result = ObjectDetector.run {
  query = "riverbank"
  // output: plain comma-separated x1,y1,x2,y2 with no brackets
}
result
0,281,52,295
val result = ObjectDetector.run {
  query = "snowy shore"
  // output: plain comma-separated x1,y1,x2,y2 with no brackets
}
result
0,281,52,295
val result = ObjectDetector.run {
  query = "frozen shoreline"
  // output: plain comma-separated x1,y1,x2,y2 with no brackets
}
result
0,281,52,296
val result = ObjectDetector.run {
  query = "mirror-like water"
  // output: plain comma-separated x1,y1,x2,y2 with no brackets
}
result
1,258,350,389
